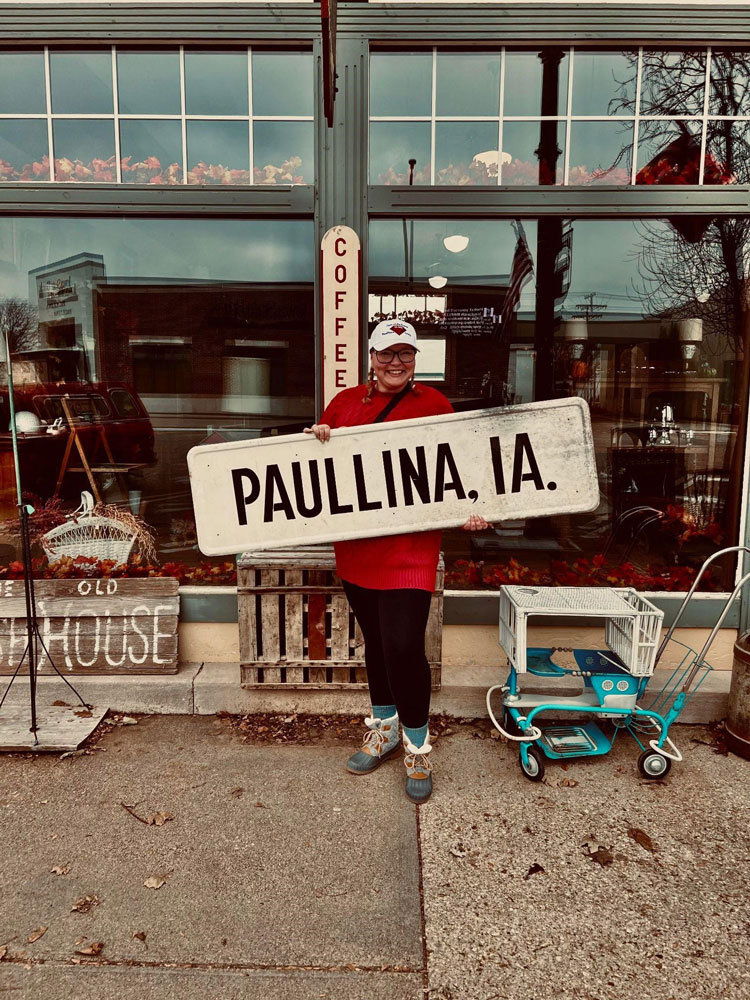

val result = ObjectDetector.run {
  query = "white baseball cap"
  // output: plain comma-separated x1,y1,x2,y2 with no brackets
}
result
368,318,420,353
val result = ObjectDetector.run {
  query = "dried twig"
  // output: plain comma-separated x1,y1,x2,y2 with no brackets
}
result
120,802,150,827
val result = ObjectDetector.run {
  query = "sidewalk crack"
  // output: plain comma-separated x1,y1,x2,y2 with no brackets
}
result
191,662,205,714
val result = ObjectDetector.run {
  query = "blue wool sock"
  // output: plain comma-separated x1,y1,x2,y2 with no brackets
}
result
372,704,397,721
403,723,429,749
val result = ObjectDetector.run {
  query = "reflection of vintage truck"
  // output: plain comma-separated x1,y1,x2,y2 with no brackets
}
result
0,382,156,516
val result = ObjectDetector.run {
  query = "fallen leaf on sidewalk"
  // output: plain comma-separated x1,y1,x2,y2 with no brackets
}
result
0,946,6,960
120,717,138,726
75,941,104,957
52,700,71,707
523,863,545,880
132,931,147,948
143,875,168,890
71,894,100,914
50,864,70,876
74,709,93,718
628,827,656,853
26,927,47,944
582,842,614,867
230,787,244,798
146,811,174,827
254,801,267,809
59,750,85,760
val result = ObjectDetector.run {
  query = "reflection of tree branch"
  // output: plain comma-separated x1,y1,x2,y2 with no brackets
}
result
0,297,38,354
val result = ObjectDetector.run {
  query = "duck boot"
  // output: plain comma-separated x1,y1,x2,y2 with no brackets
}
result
346,714,400,774
403,739,433,803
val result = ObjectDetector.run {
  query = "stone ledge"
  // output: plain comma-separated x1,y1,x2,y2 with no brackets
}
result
0,661,730,724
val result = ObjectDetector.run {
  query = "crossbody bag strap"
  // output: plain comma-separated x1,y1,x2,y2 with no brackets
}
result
373,384,413,424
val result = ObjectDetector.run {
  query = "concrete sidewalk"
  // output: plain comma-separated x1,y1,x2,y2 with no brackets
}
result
0,715,748,1000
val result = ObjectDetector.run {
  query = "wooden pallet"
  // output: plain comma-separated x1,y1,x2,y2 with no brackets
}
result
238,546,443,690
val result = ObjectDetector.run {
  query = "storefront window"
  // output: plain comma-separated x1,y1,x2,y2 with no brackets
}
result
369,217,749,592
0,47,313,185
0,218,315,582
369,47,743,187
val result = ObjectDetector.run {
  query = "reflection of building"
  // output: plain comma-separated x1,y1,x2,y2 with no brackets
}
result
29,253,105,382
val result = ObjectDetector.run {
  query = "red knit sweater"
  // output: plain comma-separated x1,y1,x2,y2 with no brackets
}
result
319,383,454,591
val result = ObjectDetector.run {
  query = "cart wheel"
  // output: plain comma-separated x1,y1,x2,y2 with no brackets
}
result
637,750,672,779
519,746,545,782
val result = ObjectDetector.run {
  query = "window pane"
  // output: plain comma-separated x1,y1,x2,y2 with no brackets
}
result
435,52,501,117
117,50,181,115
709,50,750,117
186,120,249,183
50,51,114,114
369,122,431,184
184,51,248,116
0,120,49,181
252,52,313,116
369,52,432,117
503,50,569,117
52,120,116,181
434,122,499,185
635,121,703,185
0,50,46,114
571,50,636,116
706,120,749,185
369,217,746,592
253,121,313,184
0,217,314,580
640,50,706,116
120,120,183,184
568,121,633,185
501,121,565,185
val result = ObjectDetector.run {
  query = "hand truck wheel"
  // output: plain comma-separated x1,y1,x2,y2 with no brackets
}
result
519,745,545,782
637,749,672,779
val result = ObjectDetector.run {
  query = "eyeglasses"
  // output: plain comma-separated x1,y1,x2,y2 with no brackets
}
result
374,348,417,364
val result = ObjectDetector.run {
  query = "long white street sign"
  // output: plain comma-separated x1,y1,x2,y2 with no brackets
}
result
188,397,599,556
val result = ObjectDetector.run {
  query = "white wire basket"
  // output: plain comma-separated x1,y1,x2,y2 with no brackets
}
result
499,585,664,678
40,492,137,565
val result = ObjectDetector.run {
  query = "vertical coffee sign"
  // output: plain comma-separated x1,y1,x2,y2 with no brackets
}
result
321,226,361,410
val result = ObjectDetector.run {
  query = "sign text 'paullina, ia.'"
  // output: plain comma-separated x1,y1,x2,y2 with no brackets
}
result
188,397,599,556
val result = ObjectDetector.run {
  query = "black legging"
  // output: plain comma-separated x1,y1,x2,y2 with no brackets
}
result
342,580,432,728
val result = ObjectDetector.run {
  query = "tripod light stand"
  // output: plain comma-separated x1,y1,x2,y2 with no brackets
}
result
0,328,90,747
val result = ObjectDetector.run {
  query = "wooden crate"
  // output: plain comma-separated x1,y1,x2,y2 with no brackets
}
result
238,546,443,690
0,577,179,675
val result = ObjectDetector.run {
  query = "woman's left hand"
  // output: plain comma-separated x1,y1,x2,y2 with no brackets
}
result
462,515,492,531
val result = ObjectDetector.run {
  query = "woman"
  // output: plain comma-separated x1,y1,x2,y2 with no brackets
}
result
305,318,489,803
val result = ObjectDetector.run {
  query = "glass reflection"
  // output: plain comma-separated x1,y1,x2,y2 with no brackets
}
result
117,50,181,116
640,50,705,116
568,121,633,185
0,50,46,114
706,120,749,185
369,52,432,118
50,51,114,115
635,121,704,185
503,50,569,117
184,51,248,116
0,120,49,181
501,121,565,185
435,52,501,118
369,122,431,184
253,121,313,184
52,120,116,181
252,52,313,116
571,50,636,116
119,120,182,184
434,122,499,184
369,217,747,591
0,217,314,580
186,120,249,183
710,50,750,117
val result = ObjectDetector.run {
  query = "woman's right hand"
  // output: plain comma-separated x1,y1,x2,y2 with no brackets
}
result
304,423,331,443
